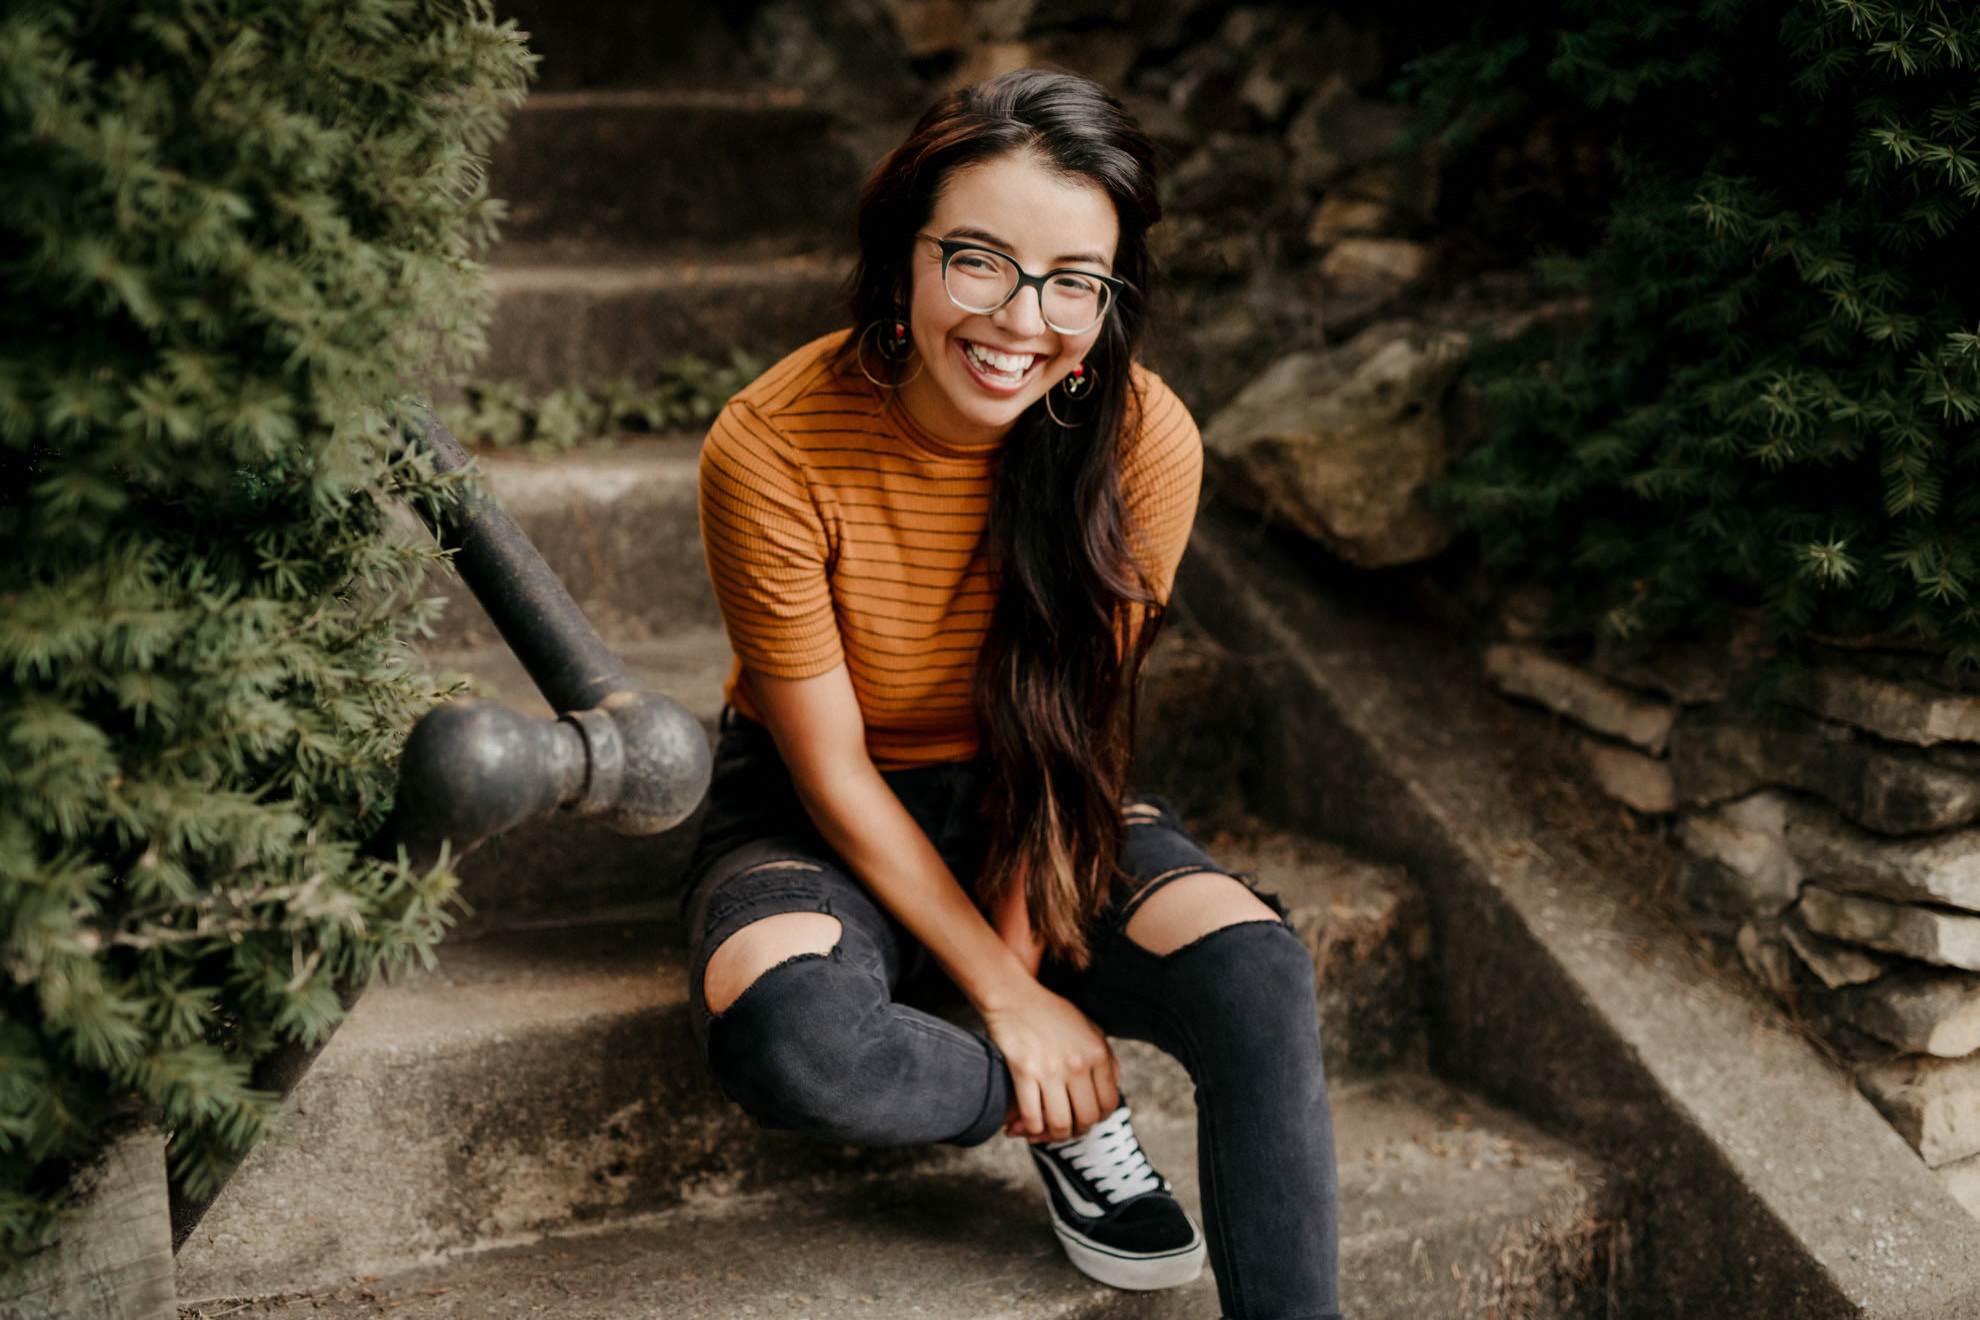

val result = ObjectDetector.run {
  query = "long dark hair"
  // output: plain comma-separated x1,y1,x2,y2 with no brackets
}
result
829,68,1167,970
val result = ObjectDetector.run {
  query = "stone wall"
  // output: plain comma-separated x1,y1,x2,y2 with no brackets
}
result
1474,621,1980,1220
756,0,1451,410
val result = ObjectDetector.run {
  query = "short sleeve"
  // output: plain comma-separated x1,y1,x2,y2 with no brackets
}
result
1119,366,1204,606
696,399,845,679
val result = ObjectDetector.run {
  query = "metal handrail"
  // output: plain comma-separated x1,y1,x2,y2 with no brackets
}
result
170,402,711,1248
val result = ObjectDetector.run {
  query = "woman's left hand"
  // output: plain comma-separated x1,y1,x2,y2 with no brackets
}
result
990,882,1066,1139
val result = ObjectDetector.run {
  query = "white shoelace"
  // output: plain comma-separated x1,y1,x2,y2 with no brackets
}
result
1046,1104,1162,1203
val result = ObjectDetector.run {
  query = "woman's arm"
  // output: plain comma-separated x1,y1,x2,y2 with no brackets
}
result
750,663,1032,1009
745,663,1116,1141
991,875,1045,978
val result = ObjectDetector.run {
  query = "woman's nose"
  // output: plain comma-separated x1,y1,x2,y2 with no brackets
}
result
992,283,1049,339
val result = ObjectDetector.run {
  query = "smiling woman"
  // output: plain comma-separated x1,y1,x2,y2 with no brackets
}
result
891,154,1122,442
676,68,1344,1320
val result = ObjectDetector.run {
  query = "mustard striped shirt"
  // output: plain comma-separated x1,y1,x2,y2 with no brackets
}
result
696,327,1202,769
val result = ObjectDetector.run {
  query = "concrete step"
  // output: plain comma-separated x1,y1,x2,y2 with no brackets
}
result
174,826,1433,1302
494,0,760,93
481,249,847,391
183,1067,1615,1319
486,90,863,248
418,442,714,653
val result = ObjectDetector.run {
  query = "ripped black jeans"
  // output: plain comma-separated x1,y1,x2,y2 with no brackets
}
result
676,706,1344,1320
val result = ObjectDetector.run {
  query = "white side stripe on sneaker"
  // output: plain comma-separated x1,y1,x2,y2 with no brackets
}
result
1035,1151,1107,1218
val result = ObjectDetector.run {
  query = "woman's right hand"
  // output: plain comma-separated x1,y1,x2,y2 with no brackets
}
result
979,979,1120,1143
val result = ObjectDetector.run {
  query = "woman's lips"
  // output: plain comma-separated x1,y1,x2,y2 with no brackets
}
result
954,338,1043,395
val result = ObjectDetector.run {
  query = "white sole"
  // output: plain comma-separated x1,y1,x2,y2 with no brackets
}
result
1048,1213,1207,1291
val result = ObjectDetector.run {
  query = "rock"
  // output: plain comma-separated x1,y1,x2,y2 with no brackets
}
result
1674,792,1800,915
947,39,1035,89
1148,213,1257,278
1937,1150,1980,1219
1788,664,1980,748
1779,905,1893,988
1798,886,1980,972
1306,192,1393,246
1253,13,1383,103
1317,237,1433,308
1130,0,1225,49
1167,60,1249,135
1857,1053,1980,1167
1779,797,1980,912
1200,319,1469,567
1034,28,1140,88
1166,133,1290,214
1495,583,1555,641
1588,636,1738,706
1684,854,1777,921
1286,90,1416,192
1578,736,1677,816
884,0,971,55
1737,919,1798,1002
1030,0,1131,24
1322,240,1433,328
1482,643,1677,753
1238,61,1292,123
1822,964,1980,1057
1214,5,1271,50
1199,302,1583,562
1147,290,1286,415
747,2,925,125
1668,717,1980,834
971,0,1037,40
1334,158,1440,226
1117,91,1193,156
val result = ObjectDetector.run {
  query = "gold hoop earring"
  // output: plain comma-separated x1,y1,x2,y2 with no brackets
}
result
1044,361,1097,428
856,318,923,389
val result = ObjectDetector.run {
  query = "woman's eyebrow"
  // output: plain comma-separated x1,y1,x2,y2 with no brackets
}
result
941,226,1112,269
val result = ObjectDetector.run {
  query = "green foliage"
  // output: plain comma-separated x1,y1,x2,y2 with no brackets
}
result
0,0,531,1265
440,349,765,455
1401,1,1980,670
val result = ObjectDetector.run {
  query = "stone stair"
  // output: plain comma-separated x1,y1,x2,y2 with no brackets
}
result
476,15,861,388
170,9,1632,1316
186,1070,1611,1320
177,461,1626,1320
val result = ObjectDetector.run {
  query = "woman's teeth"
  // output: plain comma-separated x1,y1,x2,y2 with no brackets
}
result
963,341,1036,380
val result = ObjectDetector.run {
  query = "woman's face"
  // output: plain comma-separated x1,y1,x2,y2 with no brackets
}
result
895,149,1121,448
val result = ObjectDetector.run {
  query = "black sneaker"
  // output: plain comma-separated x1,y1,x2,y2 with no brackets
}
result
1026,1102,1205,1290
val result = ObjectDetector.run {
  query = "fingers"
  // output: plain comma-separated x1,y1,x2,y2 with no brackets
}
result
1066,1069,1102,1137
1098,1047,1122,1117
1018,1054,1116,1144
1012,1074,1044,1141
1040,1075,1074,1142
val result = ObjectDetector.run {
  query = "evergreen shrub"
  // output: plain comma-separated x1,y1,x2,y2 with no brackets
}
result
1403,1,1980,672
0,0,530,1262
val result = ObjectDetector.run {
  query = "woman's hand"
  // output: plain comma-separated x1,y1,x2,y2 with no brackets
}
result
981,978,1121,1143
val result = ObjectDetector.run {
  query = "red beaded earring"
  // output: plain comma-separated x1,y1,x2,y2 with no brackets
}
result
855,306,922,388
1045,361,1097,427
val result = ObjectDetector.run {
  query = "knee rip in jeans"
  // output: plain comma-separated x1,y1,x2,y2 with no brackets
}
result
703,904,844,1020
1121,867,1293,958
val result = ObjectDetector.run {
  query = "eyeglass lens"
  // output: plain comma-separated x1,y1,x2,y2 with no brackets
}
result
943,249,1110,333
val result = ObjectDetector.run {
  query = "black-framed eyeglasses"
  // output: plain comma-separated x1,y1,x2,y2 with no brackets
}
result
915,233,1128,335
